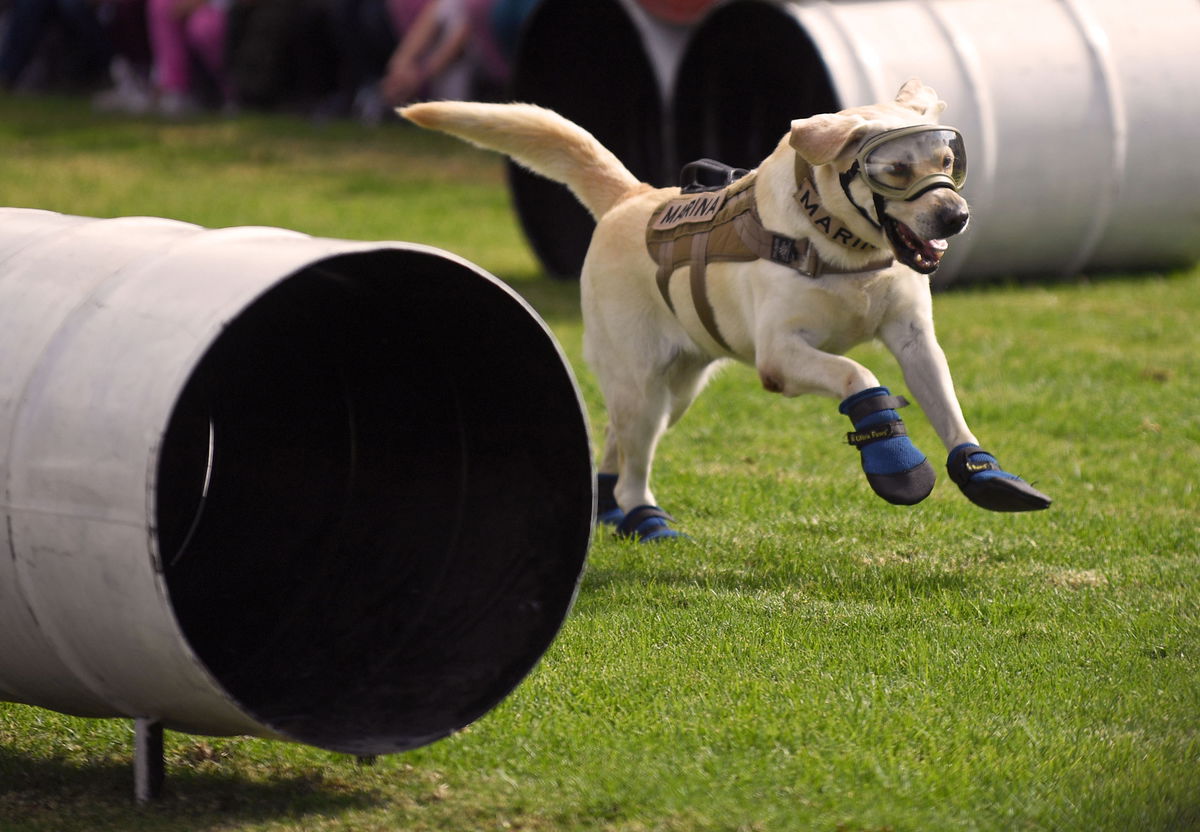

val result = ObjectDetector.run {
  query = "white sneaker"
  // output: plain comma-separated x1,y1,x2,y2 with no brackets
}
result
92,57,153,115
157,91,201,119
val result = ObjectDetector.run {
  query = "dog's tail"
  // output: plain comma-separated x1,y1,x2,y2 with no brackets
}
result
399,101,643,219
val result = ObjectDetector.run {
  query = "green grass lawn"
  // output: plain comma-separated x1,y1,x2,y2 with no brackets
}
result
1,95,1197,832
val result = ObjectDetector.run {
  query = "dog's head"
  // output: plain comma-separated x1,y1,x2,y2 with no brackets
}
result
789,80,969,274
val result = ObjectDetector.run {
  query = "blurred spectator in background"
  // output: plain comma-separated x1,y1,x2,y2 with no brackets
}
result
0,0,535,118
378,0,529,109
332,0,532,123
0,0,113,91
380,0,470,109
91,1,156,115
489,0,536,67
145,0,230,116
467,0,525,99
322,0,424,123
225,0,338,112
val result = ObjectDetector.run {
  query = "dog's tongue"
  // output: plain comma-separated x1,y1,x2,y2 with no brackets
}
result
898,222,947,270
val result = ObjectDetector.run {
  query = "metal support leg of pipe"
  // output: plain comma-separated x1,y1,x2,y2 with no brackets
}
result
134,718,165,803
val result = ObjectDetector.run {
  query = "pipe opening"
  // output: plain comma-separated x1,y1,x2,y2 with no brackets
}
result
156,249,592,754
509,0,665,278
673,1,838,170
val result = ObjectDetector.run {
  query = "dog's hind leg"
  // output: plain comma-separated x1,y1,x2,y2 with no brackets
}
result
593,348,711,542
594,361,709,529
602,379,679,542
666,352,720,427
596,426,623,526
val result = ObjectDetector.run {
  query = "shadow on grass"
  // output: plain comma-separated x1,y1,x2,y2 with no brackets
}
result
496,270,582,323
579,554,973,603
0,747,384,831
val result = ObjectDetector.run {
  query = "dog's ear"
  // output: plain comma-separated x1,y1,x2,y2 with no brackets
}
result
789,113,873,166
895,79,947,117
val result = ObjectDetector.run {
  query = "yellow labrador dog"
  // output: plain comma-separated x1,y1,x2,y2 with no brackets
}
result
402,80,1050,541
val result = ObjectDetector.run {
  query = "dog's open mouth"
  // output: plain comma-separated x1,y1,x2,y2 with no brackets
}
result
883,216,948,274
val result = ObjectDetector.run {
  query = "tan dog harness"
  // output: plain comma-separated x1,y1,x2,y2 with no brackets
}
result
646,162,893,353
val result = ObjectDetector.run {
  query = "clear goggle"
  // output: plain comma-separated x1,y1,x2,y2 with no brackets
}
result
854,125,967,201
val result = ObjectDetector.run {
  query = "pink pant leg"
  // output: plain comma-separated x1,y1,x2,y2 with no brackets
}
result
147,0,191,93
184,4,227,83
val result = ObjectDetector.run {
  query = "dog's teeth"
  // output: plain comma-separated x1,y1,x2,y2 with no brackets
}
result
930,238,948,251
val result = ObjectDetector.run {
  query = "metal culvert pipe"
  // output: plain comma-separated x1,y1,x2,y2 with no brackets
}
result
0,209,593,756
674,0,1200,284
509,0,708,277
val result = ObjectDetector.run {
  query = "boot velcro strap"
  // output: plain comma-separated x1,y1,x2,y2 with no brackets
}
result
617,505,675,538
947,445,1000,488
845,394,910,425
847,420,909,448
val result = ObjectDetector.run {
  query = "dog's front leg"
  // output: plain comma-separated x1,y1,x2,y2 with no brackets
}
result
877,316,977,452
756,330,936,505
878,306,1051,512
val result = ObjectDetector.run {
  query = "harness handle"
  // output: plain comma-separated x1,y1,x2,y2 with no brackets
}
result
680,159,750,194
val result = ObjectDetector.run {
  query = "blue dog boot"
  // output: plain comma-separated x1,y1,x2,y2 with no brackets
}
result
596,473,624,527
617,505,684,543
946,444,1051,512
840,386,936,505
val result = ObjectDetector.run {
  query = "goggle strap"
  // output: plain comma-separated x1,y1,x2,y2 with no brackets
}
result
839,161,883,231
873,192,889,228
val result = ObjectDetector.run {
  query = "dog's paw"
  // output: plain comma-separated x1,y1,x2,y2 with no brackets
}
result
840,386,935,506
616,505,686,543
597,507,626,526
862,460,937,506
946,444,1051,512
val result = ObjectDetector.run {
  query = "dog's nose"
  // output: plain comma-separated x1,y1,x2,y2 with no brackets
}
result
937,202,970,236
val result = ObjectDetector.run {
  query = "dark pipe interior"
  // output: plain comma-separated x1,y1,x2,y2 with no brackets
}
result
509,0,666,278
673,0,838,170
156,250,593,754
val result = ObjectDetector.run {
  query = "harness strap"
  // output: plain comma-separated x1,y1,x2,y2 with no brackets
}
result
655,237,678,315
732,203,801,268
688,231,733,353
